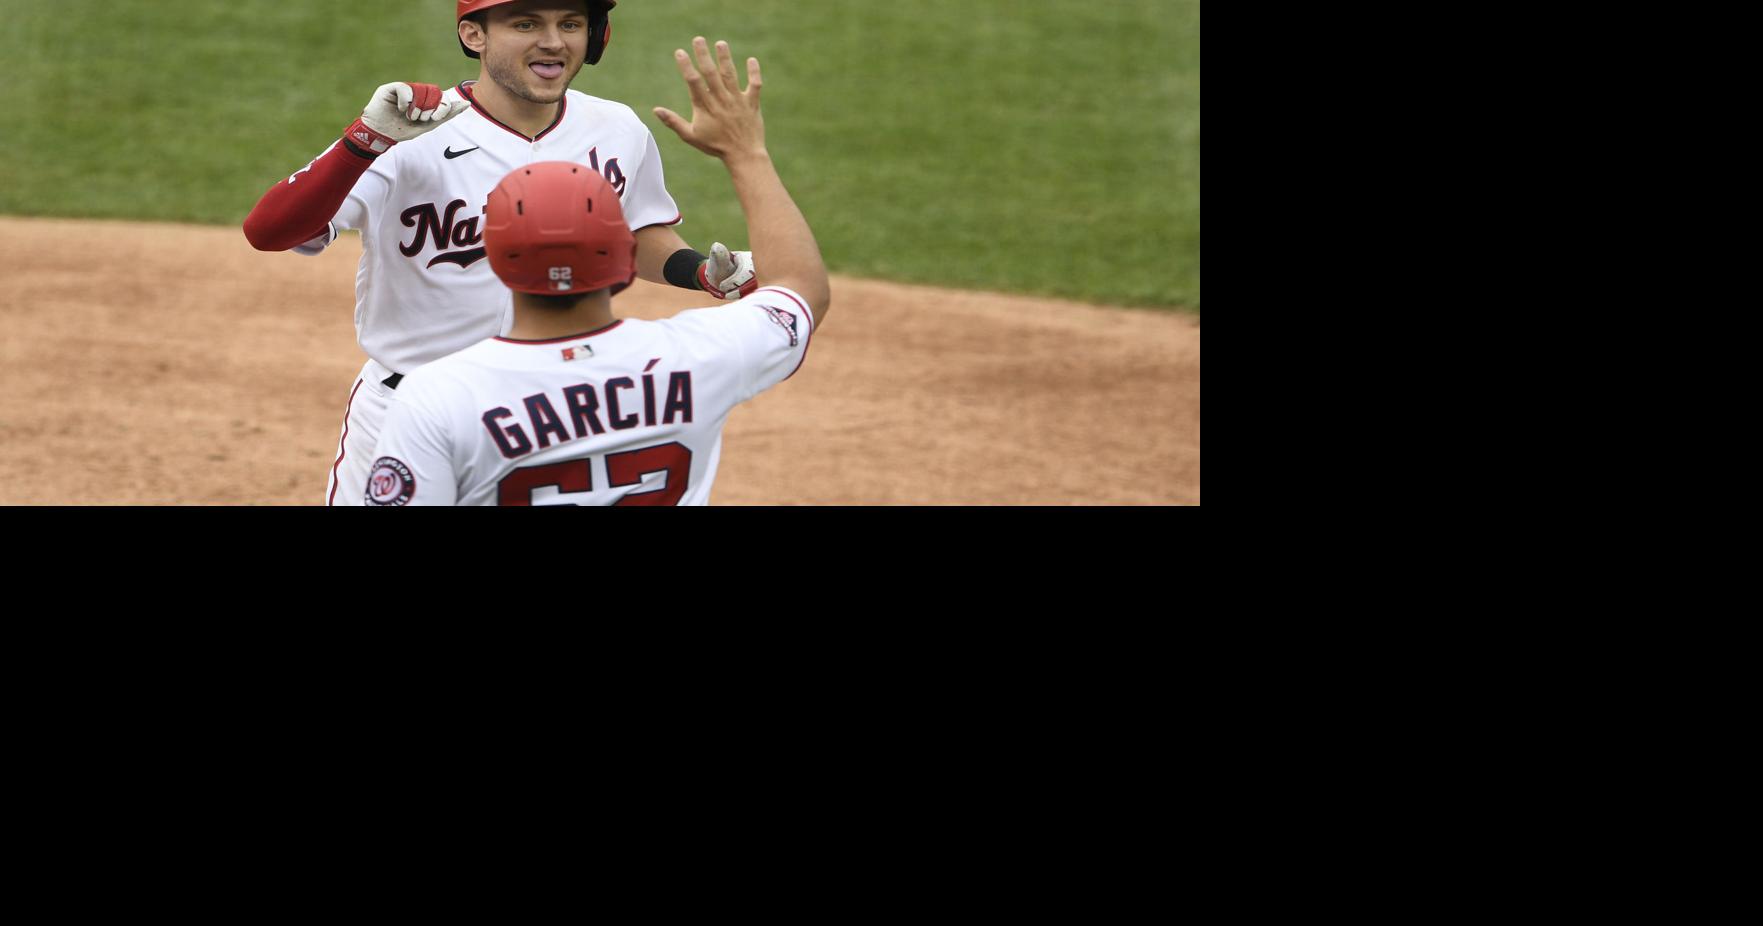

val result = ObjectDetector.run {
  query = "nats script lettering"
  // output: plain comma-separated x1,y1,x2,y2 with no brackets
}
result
399,151,627,270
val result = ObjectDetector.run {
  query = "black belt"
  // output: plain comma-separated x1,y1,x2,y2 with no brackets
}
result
382,373,403,389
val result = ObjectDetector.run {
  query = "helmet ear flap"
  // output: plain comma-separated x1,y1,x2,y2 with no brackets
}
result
586,7,612,65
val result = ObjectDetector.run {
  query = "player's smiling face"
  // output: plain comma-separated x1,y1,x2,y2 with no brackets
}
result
478,1,590,105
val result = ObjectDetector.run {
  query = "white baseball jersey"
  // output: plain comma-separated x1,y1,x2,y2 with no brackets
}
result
365,286,814,506
308,82,681,374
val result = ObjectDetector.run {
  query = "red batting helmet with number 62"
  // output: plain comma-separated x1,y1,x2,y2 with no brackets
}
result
457,0,616,64
484,162,637,297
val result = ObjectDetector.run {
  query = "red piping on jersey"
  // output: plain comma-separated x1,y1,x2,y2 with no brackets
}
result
327,378,365,506
495,320,625,344
460,82,567,142
758,287,816,382
642,214,684,228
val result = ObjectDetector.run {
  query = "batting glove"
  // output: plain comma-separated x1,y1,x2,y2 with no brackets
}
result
345,82,470,155
696,242,758,300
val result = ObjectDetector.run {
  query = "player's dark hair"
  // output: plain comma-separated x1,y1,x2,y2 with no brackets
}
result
467,1,596,29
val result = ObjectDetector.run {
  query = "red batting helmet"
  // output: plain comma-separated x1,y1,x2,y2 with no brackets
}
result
484,162,636,297
457,0,616,64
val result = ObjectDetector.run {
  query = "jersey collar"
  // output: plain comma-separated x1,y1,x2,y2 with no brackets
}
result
458,81,568,143
496,320,625,344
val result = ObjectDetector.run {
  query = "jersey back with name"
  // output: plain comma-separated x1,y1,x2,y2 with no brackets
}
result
324,84,681,375
366,287,814,506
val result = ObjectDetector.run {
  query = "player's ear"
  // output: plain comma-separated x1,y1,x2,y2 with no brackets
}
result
460,17,488,57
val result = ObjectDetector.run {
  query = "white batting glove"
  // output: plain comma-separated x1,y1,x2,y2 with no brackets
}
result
696,242,758,300
345,82,470,155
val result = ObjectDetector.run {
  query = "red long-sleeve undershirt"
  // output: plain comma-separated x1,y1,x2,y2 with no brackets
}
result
242,141,376,252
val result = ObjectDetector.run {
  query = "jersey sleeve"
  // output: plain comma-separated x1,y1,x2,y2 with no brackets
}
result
334,150,395,233
671,286,816,402
620,124,682,229
365,374,460,506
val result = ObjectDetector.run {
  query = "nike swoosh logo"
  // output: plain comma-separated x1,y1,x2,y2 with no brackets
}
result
428,247,488,269
444,146,480,159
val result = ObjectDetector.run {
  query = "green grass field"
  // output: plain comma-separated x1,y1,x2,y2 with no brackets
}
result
2,0,1199,309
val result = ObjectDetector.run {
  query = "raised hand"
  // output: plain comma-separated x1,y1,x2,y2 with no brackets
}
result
652,38,765,160
348,82,471,154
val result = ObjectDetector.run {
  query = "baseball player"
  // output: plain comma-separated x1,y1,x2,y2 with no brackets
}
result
363,37,828,506
242,0,759,505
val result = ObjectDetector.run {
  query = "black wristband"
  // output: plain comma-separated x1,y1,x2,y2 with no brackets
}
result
663,248,708,290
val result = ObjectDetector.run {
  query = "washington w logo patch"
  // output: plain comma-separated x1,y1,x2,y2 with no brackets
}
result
366,457,417,506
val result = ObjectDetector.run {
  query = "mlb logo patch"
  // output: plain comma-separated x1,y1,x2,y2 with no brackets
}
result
762,306,799,347
561,345,594,362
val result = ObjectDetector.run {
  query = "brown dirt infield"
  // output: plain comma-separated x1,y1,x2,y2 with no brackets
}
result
0,216,1198,505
